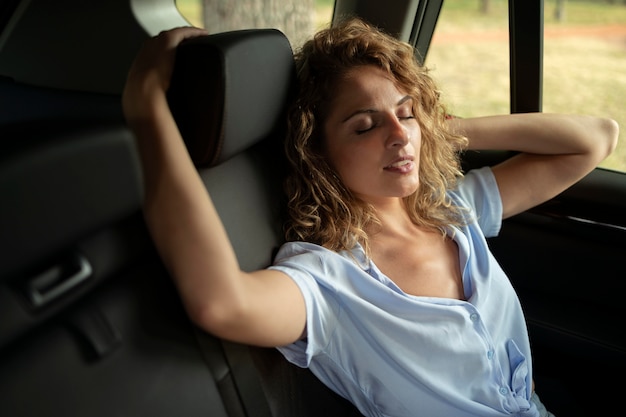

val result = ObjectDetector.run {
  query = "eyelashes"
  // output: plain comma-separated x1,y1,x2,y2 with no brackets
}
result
356,124,376,135
354,115,415,135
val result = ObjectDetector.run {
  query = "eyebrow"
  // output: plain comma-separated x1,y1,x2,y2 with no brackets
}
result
341,95,413,123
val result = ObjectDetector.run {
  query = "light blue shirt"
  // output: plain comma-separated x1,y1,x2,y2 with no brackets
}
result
270,167,539,417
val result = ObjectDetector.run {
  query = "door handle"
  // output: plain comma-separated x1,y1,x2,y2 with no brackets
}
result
25,253,92,308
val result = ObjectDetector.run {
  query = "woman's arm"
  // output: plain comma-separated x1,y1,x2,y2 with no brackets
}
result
122,27,306,347
449,113,619,218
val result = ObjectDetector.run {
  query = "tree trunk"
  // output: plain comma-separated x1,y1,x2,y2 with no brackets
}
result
202,0,314,47
554,0,566,22
480,0,490,14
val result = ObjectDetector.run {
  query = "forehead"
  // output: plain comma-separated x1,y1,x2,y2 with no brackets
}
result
326,66,409,117
339,65,400,94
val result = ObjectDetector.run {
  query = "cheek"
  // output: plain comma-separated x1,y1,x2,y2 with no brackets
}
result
323,140,363,187
326,146,354,179
322,129,351,169
410,123,423,151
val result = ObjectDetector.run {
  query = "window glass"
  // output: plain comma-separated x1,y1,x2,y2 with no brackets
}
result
427,0,625,172
543,0,626,172
424,0,510,119
175,0,334,49
176,0,203,27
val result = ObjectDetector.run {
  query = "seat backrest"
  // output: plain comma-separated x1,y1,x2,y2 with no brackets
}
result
168,28,292,270
167,29,364,417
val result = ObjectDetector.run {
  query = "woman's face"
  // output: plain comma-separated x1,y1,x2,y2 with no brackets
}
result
323,65,422,205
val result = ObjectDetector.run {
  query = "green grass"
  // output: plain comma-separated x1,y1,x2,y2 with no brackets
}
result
545,0,626,26
436,0,626,28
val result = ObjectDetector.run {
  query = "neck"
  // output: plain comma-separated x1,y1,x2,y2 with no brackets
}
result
366,198,415,236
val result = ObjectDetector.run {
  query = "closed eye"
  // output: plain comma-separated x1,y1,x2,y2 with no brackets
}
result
397,105,415,121
356,124,378,135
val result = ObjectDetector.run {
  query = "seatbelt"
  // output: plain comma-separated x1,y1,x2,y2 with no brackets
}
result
222,340,274,417
192,326,273,417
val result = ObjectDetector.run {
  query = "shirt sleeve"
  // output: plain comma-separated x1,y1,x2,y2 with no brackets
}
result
452,166,503,238
269,242,342,368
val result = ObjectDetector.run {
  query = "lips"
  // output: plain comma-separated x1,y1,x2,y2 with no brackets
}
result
384,156,415,173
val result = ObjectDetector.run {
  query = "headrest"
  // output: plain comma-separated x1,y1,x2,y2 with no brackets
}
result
167,29,296,167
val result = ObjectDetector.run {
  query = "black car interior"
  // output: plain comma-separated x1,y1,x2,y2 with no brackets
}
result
1,1,625,416
0,27,365,417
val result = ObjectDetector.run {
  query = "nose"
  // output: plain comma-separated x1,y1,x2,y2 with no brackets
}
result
385,115,410,148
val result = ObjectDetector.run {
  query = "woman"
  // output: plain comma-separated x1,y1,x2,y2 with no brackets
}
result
122,17,618,417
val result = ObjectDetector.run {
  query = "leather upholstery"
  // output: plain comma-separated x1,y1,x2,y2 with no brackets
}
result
167,29,296,167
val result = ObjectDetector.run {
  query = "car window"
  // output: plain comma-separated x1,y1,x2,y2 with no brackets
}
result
175,0,335,49
426,0,625,173
542,0,626,172
424,1,510,120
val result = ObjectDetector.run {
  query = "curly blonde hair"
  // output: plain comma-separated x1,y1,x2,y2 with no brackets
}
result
283,17,468,255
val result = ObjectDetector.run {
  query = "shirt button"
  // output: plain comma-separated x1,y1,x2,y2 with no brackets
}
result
469,313,479,322
487,350,494,360
499,386,509,395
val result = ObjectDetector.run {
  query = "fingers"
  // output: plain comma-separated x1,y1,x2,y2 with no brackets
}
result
128,26,208,87
123,26,208,120
144,26,208,88
156,26,208,46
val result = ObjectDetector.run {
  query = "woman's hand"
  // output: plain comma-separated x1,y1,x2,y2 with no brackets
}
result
122,26,207,122
452,113,619,218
